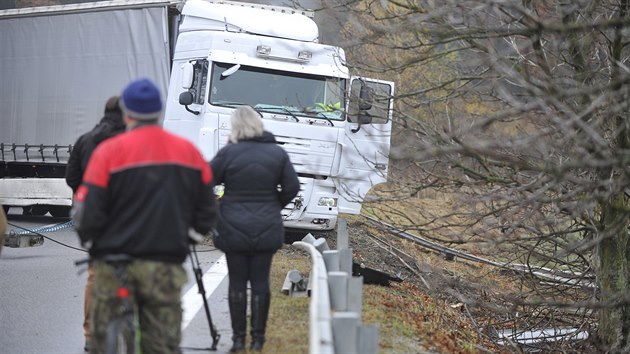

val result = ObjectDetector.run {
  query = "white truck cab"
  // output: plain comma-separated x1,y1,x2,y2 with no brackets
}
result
163,0,394,231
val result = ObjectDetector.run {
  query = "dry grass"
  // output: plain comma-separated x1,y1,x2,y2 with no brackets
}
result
363,281,495,354
265,243,504,354
260,248,310,354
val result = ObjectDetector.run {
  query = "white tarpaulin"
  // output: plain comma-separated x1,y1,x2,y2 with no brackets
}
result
0,5,171,151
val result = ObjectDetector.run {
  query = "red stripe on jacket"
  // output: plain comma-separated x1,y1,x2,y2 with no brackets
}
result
83,125,211,188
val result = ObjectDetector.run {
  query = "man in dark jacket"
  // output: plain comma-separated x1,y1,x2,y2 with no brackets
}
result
65,95,125,352
65,96,125,193
210,106,300,352
72,78,217,354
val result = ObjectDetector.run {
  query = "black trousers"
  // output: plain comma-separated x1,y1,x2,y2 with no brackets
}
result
225,251,274,294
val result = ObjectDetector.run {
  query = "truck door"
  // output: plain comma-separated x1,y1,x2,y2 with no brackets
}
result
336,77,395,214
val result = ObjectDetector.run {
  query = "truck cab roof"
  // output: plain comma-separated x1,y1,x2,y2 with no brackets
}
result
180,0,319,43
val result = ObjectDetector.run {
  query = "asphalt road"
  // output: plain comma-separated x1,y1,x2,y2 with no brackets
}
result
1,209,233,354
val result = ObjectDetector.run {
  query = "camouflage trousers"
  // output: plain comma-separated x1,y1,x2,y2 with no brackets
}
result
90,259,187,354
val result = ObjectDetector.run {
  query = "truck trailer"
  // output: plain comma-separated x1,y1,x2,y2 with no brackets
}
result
0,0,394,231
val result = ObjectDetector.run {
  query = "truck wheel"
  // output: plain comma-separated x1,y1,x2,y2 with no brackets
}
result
49,206,70,218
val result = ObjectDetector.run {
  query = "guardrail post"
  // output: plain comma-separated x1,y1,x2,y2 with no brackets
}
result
332,312,359,354
339,248,353,275
347,275,363,315
313,238,330,253
302,233,317,245
323,250,340,272
358,324,379,354
328,271,348,311
337,218,348,250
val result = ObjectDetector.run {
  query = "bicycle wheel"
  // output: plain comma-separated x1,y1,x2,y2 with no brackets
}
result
105,317,136,354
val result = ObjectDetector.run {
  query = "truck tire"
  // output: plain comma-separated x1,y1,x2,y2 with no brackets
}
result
49,206,70,218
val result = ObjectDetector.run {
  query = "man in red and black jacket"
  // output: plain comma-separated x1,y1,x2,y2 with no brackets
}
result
72,78,216,354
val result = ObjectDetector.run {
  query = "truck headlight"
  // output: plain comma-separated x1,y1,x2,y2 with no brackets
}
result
317,197,337,207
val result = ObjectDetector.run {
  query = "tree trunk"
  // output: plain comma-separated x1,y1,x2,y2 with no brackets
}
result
597,0,630,349
598,194,630,350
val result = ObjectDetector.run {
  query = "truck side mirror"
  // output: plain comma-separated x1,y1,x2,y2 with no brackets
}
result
179,91,194,105
358,112,372,124
179,92,200,115
351,112,372,133
358,82,373,111
350,79,375,133
181,62,194,89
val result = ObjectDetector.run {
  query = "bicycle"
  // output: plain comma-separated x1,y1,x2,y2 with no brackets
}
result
76,246,220,353
76,254,138,354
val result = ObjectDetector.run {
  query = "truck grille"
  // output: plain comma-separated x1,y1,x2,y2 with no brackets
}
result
281,176,312,220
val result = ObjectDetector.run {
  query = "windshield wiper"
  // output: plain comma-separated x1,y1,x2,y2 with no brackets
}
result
280,108,300,122
301,108,335,127
310,111,334,127
255,105,299,122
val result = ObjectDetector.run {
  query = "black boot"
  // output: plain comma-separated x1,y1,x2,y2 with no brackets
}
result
250,292,270,352
228,291,247,353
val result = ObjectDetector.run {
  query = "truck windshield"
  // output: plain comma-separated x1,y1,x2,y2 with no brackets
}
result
209,62,346,121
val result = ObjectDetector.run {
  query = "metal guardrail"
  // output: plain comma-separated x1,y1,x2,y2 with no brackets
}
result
362,215,595,288
292,218,379,354
291,241,334,354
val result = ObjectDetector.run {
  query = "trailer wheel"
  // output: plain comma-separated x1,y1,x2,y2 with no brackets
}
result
49,206,70,218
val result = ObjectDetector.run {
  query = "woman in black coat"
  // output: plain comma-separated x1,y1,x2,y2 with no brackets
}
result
210,106,299,352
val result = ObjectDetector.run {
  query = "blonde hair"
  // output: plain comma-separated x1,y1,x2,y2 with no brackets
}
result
230,106,264,143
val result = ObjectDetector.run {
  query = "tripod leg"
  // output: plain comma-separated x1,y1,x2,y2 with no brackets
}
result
189,246,221,350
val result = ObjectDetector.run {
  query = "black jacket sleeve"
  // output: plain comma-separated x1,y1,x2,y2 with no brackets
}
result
193,180,217,235
209,148,227,186
65,135,87,193
72,184,109,246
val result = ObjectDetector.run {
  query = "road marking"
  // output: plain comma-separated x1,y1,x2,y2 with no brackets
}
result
181,254,228,330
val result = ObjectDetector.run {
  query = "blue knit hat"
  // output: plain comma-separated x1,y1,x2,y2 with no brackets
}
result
120,78,163,120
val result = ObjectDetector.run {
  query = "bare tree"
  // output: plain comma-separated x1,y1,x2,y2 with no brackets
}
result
319,0,630,351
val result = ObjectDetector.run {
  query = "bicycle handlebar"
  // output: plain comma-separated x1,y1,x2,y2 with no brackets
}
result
74,254,134,267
